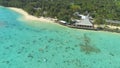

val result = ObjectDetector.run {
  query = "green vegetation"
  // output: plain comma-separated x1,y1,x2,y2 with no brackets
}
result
94,17,106,25
0,0,120,24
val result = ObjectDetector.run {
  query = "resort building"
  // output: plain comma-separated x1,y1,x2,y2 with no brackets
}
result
59,20,67,24
73,13,94,29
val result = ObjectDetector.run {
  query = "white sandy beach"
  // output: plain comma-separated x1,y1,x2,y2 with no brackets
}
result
8,7,120,30
94,25,120,30
9,7,56,23
107,25,120,29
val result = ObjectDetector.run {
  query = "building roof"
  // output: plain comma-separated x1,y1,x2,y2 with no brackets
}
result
78,14,86,19
59,20,67,24
73,13,93,26
75,18,93,26
75,15,93,26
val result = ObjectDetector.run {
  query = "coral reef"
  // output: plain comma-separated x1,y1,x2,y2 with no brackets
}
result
80,34,101,54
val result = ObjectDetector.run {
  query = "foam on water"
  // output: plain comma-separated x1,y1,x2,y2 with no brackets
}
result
0,7,120,68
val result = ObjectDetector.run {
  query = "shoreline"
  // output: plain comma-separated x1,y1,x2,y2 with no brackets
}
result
8,7,57,23
94,25,120,30
8,7,120,33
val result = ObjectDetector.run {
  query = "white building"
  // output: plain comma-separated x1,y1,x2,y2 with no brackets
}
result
73,13,94,28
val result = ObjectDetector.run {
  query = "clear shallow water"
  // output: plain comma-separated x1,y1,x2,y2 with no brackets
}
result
0,7,120,68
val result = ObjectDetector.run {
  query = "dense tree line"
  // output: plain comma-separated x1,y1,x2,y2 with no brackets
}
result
0,0,120,24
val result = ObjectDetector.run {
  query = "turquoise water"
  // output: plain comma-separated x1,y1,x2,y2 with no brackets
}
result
0,7,120,68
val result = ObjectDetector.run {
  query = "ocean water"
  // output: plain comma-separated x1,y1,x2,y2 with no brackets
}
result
0,7,120,68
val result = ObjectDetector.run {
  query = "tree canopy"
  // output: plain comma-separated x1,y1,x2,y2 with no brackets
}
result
0,0,120,24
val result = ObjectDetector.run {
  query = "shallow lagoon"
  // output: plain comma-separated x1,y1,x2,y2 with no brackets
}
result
0,7,120,68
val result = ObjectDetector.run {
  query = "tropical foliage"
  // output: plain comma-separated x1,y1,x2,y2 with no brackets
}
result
0,0,120,24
